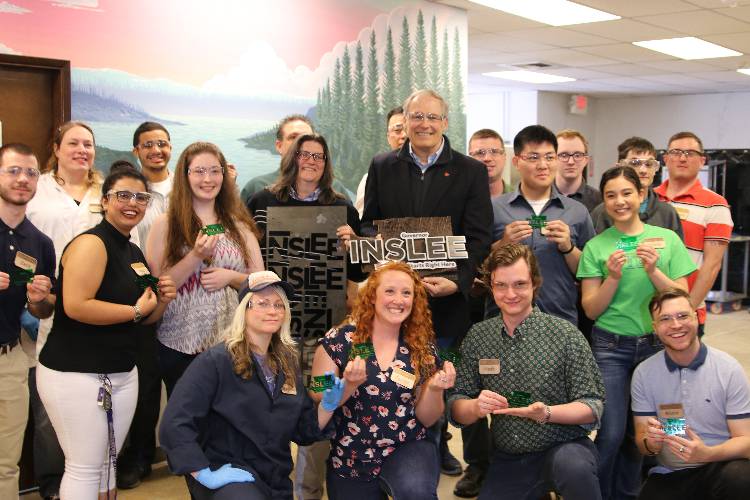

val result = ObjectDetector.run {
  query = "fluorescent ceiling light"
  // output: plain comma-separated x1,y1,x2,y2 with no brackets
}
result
737,69,750,76
633,37,742,60
469,0,619,26
483,70,575,84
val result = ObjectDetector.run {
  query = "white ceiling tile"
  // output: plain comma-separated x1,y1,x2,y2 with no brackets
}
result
469,33,555,52
639,74,716,88
692,70,750,82
566,19,683,42
593,63,678,75
684,0,750,8
639,59,727,72
576,0,700,17
696,55,750,68
466,8,544,33
502,27,618,47
703,32,750,53
545,67,623,79
576,43,676,62
635,10,750,35
504,48,620,66
715,5,750,22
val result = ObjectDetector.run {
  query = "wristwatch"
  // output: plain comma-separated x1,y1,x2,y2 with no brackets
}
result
133,304,143,323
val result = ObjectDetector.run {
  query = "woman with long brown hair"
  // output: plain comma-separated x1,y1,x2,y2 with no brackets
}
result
311,261,455,500
146,141,263,395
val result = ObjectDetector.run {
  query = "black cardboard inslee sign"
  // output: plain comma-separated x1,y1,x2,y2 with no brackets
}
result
266,206,348,383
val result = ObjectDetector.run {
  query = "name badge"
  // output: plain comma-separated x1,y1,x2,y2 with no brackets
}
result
131,262,149,276
479,359,500,375
675,206,689,220
281,382,297,396
89,203,103,214
642,237,666,249
658,403,686,436
391,367,416,389
15,251,37,273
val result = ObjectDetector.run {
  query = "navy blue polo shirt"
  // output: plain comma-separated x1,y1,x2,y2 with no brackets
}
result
489,186,595,325
0,216,55,344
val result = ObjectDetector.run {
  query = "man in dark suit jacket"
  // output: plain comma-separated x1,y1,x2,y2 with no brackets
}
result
361,89,493,475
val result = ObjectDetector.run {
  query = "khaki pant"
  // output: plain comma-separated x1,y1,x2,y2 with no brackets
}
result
0,345,30,499
294,440,331,500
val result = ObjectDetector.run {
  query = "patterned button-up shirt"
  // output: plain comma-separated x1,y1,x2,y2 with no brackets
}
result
448,308,604,454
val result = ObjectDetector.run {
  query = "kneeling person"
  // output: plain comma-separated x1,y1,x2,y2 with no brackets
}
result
449,244,605,500
632,288,750,500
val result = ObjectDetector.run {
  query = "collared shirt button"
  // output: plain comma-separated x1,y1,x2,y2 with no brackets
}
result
9,245,14,251
8,230,13,235
510,369,514,373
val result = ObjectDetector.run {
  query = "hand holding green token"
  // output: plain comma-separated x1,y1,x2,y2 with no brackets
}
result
349,342,375,360
309,373,335,392
438,348,461,364
9,267,34,286
507,390,532,408
201,224,226,236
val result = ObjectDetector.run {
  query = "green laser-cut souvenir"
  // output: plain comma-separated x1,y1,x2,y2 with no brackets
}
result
201,224,226,236
507,390,532,408
349,342,375,360
309,373,335,392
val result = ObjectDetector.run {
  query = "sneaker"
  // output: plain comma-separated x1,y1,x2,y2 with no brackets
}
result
440,449,463,476
116,462,152,489
453,466,485,498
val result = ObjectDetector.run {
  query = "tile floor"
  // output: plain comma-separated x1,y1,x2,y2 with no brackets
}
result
22,309,749,499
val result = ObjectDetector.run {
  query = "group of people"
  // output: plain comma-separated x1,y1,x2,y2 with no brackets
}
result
0,86,748,500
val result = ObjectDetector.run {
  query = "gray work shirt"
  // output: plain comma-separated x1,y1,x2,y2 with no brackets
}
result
489,186,595,325
632,343,750,473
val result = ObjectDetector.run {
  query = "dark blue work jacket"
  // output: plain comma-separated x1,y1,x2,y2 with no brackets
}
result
159,343,332,498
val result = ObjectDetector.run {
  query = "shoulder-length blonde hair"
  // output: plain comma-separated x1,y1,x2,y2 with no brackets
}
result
269,134,343,205
164,141,260,267
349,261,437,383
225,286,299,387
43,121,103,187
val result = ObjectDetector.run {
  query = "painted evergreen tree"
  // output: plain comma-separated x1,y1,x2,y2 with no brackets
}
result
413,10,427,91
329,58,343,173
364,30,383,166
449,27,466,153
440,28,450,100
397,16,413,104
427,15,440,91
382,26,398,118
346,41,366,187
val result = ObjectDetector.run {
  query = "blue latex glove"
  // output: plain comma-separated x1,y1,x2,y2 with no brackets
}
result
321,372,345,412
195,463,254,490
20,309,39,341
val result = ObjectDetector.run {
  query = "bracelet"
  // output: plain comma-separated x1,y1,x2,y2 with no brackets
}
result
643,437,658,456
560,243,575,255
133,304,143,323
538,404,552,425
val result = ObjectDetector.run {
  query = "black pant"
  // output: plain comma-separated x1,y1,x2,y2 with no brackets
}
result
186,474,271,500
158,341,198,397
119,333,162,469
461,416,493,473
639,460,750,500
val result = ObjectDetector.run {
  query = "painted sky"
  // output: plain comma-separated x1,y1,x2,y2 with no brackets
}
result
0,0,406,85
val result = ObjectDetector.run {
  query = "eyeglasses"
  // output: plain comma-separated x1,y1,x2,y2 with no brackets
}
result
388,124,405,133
656,311,695,326
106,190,152,206
558,152,589,163
138,140,170,150
667,149,703,159
296,150,326,163
470,148,505,158
518,153,557,164
0,166,41,179
619,159,660,169
248,299,286,311
188,166,224,178
407,112,445,123
491,281,531,292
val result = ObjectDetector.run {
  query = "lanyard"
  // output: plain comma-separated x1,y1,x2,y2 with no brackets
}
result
97,374,117,499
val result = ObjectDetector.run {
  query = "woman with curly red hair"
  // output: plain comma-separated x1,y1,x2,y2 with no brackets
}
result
311,261,456,499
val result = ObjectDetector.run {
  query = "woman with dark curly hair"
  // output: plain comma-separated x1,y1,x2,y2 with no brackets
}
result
311,261,456,500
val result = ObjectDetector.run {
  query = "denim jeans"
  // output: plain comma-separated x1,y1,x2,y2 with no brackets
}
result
478,437,601,500
326,439,439,500
591,326,662,500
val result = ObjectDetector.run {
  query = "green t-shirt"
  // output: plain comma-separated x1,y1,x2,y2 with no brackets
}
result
577,224,696,336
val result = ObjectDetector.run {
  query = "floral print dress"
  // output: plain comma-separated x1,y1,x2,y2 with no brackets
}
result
321,324,434,479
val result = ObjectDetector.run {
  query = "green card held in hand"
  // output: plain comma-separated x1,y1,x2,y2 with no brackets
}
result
201,224,226,236
349,342,375,360
507,390,532,408
309,373,335,392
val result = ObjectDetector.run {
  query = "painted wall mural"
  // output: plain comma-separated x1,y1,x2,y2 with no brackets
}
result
0,0,467,192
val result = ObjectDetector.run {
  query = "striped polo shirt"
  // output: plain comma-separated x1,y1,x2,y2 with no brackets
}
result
654,179,733,322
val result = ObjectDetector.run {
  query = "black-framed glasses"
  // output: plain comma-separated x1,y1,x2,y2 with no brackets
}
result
619,159,660,169
0,166,41,179
519,153,557,163
106,190,152,206
558,152,589,163
667,149,703,159
296,150,326,162
470,148,505,158
138,140,170,150
407,112,445,123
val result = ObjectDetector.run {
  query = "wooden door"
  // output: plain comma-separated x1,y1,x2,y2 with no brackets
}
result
0,54,70,167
